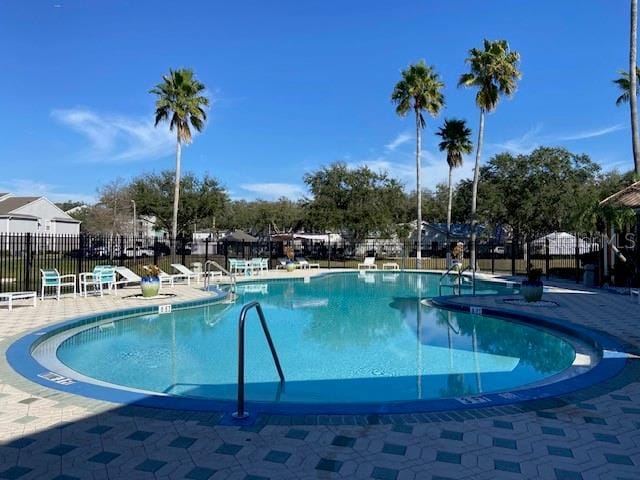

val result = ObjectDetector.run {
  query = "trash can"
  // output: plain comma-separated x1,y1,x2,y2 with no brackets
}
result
583,264,595,287
191,262,202,274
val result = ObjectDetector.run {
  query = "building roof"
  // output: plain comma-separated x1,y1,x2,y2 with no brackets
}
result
221,229,258,242
0,196,40,214
599,180,640,208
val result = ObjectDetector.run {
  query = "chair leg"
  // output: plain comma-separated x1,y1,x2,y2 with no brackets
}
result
56,285,60,301
41,285,44,301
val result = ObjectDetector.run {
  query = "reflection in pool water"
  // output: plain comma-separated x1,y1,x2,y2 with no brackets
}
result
55,272,575,404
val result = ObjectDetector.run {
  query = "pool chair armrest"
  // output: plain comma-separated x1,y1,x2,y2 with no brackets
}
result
59,274,77,281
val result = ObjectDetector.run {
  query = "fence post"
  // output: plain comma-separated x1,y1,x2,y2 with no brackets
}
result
490,238,495,274
205,238,209,263
575,232,580,283
181,235,186,266
24,233,32,292
153,238,159,266
327,235,331,269
76,234,84,287
545,238,550,279
511,233,517,276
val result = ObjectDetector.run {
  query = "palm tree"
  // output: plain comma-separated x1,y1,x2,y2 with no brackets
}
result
391,61,445,268
436,119,473,235
614,68,640,105
151,68,209,258
630,0,640,174
458,39,521,272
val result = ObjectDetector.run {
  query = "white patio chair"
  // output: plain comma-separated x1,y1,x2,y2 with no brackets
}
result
40,269,76,300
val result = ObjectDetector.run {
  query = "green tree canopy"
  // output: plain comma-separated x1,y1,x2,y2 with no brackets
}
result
303,163,407,241
459,147,601,237
130,171,227,236
219,198,306,235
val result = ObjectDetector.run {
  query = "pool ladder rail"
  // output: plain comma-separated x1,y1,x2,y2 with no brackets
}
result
233,301,285,420
204,260,237,300
438,264,475,296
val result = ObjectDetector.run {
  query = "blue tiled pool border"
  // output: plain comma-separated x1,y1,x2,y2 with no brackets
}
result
5,281,628,420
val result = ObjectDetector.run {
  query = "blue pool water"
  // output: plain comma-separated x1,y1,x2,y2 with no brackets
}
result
56,272,576,404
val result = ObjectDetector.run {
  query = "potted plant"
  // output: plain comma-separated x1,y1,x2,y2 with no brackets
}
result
521,266,543,302
284,246,296,272
141,265,161,298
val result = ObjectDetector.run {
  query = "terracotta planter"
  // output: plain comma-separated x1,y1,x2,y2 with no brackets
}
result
141,277,160,298
521,281,543,302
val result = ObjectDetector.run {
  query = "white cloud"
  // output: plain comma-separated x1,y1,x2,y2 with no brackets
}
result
240,182,306,200
52,108,175,163
0,179,96,203
385,132,413,151
490,123,626,155
556,124,626,141
491,124,543,155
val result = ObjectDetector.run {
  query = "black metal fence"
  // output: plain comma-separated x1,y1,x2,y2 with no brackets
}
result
0,232,624,294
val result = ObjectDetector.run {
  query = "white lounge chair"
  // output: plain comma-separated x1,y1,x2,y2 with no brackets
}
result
358,257,377,270
156,268,188,287
40,269,76,300
296,257,320,269
114,266,142,289
275,258,290,269
0,291,37,311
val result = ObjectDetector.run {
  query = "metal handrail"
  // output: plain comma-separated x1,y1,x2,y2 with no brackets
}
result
439,264,475,296
233,301,285,419
204,260,236,293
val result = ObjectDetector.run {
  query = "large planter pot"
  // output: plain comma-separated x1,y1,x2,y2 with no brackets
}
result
286,263,296,272
141,277,160,298
521,281,543,302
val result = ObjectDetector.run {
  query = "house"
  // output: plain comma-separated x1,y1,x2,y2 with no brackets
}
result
0,193,81,235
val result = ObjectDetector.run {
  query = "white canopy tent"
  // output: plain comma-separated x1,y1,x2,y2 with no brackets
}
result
532,232,594,255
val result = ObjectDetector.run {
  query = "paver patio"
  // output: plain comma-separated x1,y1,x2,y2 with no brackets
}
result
0,271,638,479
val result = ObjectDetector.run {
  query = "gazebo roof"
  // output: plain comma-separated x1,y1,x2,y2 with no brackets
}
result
600,180,640,208
222,229,258,242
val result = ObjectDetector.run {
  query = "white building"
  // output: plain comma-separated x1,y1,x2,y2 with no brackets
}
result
0,193,81,235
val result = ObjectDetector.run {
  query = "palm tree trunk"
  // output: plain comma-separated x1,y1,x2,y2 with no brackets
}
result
447,165,453,234
172,136,181,261
630,0,640,173
470,109,485,273
415,109,422,269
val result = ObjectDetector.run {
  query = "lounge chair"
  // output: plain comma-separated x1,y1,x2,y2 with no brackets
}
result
79,265,117,297
358,257,377,270
40,269,76,300
229,259,249,275
0,291,37,311
275,258,290,269
172,263,222,283
114,266,142,289
158,268,189,286
296,257,320,269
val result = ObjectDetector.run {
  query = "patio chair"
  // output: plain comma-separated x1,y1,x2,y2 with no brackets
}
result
79,265,117,297
229,259,249,275
40,269,76,300
296,257,320,269
158,268,189,286
250,258,269,274
358,257,377,270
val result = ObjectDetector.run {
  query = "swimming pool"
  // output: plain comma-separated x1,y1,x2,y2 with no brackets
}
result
24,271,599,413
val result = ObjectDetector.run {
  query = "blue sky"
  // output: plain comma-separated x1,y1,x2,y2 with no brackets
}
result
0,1,633,203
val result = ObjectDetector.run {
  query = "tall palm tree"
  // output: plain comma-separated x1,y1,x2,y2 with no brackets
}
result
436,118,473,235
458,39,521,272
391,61,445,268
630,0,640,174
614,68,640,105
151,68,209,258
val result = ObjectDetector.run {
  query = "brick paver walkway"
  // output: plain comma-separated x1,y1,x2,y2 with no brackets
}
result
0,273,638,479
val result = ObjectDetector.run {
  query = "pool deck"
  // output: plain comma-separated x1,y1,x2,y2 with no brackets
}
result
0,270,639,479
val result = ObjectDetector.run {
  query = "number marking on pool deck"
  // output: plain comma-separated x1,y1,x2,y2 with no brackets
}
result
158,304,172,314
38,372,75,386
456,395,492,405
469,306,483,315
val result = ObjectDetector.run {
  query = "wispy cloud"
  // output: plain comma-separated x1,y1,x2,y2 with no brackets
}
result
240,182,306,200
556,124,626,141
491,123,626,155
491,124,543,155
51,108,174,163
0,179,96,203
385,132,412,151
